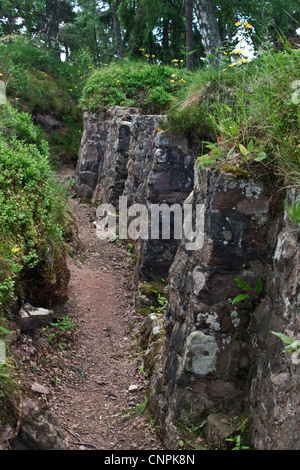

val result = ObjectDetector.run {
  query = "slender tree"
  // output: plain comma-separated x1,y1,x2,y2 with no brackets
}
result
45,0,60,53
185,0,194,71
112,0,124,58
193,0,222,65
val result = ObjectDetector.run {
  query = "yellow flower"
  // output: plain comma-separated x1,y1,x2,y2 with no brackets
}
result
170,80,175,83
179,79,186,82
171,74,176,77
228,63,236,67
238,60,243,65
139,48,145,51
88,65,93,68
0,73,3,76
235,21,242,27
171,59,178,62
145,54,149,58
224,51,228,55
152,54,155,58
15,97,19,100
11,247,20,253
234,49,242,54
243,58,249,63
180,60,184,63
244,22,253,29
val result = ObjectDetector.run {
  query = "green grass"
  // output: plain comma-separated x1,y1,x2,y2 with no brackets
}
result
163,46,300,190
0,102,69,307
0,36,85,163
80,60,192,114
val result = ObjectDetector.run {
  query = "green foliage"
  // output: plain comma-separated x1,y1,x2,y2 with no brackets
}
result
46,315,78,350
225,434,250,450
164,47,300,189
0,102,48,155
0,37,84,163
80,61,192,113
232,278,263,305
271,331,300,355
0,103,69,307
284,199,300,224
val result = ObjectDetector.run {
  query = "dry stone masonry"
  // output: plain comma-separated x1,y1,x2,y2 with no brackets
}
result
76,106,300,450
76,106,194,279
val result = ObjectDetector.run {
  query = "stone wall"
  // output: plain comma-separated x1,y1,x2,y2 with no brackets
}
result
76,106,300,450
247,188,300,450
76,106,194,279
149,170,300,450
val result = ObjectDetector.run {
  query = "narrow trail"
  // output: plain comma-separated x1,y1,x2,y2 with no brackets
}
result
45,170,165,450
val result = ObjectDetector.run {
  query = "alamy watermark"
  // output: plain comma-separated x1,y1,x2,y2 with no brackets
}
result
95,197,205,251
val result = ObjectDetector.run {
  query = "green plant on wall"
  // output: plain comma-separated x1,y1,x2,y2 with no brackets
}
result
232,277,263,305
271,331,300,356
284,200,300,225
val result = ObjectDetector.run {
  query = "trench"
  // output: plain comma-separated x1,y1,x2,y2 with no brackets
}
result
12,166,165,451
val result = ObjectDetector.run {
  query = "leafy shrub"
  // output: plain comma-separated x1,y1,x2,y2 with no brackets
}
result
163,47,300,189
80,61,191,113
0,37,83,163
0,104,68,306
0,102,48,155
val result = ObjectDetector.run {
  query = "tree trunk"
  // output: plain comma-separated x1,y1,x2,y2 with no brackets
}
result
162,0,170,59
45,0,60,56
193,0,222,66
113,0,124,59
185,0,194,71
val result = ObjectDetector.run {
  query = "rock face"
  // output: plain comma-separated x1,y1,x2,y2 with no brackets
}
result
76,105,300,450
12,398,68,450
76,106,194,279
150,170,300,450
17,303,53,332
247,189,300,450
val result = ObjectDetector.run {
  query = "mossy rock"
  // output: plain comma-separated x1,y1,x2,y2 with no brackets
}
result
139,281,168,305
24,247,70,310
221,164,250,178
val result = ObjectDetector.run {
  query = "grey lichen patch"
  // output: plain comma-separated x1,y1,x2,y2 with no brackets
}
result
192,267,207,296
183,331,219,376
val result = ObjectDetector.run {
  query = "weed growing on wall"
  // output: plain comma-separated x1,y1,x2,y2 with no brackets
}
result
164,46,300,190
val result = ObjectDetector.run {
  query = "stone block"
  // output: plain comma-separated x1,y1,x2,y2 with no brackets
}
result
18,303,53,331
204,413,239,446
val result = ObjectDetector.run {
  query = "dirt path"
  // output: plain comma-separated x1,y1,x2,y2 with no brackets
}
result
9,164,163,451
48,191,165,450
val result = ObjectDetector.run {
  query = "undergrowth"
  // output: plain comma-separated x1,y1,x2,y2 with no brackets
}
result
80,61,192,114
163,45,300,191
0,36,85,163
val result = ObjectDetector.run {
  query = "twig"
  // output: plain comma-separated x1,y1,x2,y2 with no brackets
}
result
111,438,125,449
72,441,98,449
61,423,98,449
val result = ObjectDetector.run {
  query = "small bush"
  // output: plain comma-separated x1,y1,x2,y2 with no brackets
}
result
163,47,300,189
80,61,191,113
0,104,68,306
0,102,48,155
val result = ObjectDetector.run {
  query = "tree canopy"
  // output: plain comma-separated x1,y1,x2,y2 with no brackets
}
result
0,0,299,67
